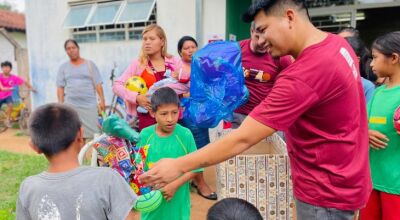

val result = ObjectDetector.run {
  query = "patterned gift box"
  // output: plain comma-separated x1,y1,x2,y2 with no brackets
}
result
214,129,295,220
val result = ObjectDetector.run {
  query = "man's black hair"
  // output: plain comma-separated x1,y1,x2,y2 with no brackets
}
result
242,0,309,23
151,87,180,112
344,36,376,82
207,198,263,220
1,61,12,69
339,27,360,38
29,103,82,157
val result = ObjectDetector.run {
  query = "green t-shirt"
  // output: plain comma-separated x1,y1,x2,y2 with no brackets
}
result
137,124,202,220
367,85,400,195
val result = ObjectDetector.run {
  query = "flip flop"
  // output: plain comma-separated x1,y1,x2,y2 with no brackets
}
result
197,191,218,201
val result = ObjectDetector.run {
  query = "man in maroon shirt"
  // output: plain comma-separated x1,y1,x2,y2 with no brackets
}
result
140,1,371,219
232,22,292,128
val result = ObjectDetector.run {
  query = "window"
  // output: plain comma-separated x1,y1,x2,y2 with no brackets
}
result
117,0,156,23
100,31,126,42
87,2,122,26
66,0,157,43
73,33,97,43
63,5,93,28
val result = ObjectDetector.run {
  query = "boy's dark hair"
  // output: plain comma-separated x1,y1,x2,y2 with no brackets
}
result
151,87,180,112
339,27,360,38
344,36,376,82
372,31,400,57
29,103,82,157
207,198,263,220
242,0,309,23
177,36,198,55
64,39,80,50
1,61,12,69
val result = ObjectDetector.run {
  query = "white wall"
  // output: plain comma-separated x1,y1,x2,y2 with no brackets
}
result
9,32,27,48
203,0,226,44
0,34,17,69
157,0,196,57
26,0,227,108
26,0,142,108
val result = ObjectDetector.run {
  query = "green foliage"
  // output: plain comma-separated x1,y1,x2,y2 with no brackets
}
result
0,151,48,219
0,3,12,11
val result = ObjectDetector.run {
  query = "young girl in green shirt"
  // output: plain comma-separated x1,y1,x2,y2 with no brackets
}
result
360,31,400,220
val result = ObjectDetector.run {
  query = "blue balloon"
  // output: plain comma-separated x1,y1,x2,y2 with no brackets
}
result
183,41,248,128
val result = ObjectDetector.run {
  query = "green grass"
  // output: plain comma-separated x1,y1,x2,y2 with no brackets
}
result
0,151,48,220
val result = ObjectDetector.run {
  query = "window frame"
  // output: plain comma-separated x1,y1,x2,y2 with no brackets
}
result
115,0,156,24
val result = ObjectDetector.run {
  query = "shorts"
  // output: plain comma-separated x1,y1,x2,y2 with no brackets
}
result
0,96,13,108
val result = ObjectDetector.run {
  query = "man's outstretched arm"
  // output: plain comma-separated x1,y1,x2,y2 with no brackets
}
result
139,116,275,187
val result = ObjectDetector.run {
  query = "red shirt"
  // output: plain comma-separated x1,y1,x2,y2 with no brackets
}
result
235,39,292,115
250,34,371,210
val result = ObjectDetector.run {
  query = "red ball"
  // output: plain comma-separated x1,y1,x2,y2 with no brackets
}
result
393,105,400,132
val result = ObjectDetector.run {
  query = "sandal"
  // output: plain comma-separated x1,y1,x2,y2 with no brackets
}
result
197,191,218,201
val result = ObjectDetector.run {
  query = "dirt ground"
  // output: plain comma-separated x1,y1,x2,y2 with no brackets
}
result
0,128,216,220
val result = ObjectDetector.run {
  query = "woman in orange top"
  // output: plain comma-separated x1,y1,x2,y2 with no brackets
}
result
113,24,182,131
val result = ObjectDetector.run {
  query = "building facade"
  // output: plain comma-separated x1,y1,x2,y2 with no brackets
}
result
26,0,400,108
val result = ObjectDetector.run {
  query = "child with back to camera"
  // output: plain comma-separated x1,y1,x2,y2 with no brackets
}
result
16,103,137,220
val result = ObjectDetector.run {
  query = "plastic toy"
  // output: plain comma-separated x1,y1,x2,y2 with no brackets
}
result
393,105,400,132
133,190,163,213
102,114,140,143
137,69,189,113
125,76,148,94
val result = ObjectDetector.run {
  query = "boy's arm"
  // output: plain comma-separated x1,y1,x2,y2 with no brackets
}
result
125,211,136,220
161,171,196,201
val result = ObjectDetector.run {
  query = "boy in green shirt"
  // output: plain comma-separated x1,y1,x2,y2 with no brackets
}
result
137,87,202,220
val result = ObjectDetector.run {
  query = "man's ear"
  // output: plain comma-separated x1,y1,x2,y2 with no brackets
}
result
29,139,42,155
285,8,296,25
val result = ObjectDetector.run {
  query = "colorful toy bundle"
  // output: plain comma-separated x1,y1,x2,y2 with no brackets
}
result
93,114,162,212
94,135,133,182
130,144,151,195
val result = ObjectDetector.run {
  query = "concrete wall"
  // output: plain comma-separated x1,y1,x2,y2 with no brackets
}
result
157,0,196,56
0,33,17,68
26,0,227,108
9,32,27,48
26,0,142,108
203,0,226,44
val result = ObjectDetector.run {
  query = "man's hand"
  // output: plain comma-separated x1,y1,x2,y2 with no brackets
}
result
139,158,183,188
160,183,178,201
368,129,388,150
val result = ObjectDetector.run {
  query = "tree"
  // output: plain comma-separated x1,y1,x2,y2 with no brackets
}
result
0,2,12,11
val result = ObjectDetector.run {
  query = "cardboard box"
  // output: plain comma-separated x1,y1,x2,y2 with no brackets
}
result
215,131,295,219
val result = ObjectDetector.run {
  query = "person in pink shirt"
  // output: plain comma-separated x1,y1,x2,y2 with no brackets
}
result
0,61,35,127
232,21,292,128
139,1,371,219
112,24,187,131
